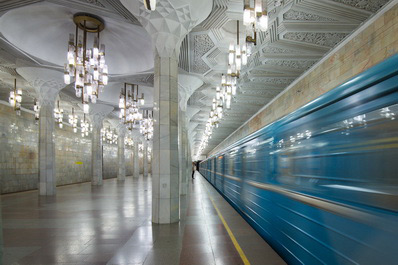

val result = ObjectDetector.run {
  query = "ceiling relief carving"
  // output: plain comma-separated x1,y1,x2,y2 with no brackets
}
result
241,89,282,97
262,46,311,54
283,32,349,47
0,0,391,157
247,77,296,85
332,0,389,13
263,59,317,70
191,34,214,74
283,10,337,21
79,0,105,8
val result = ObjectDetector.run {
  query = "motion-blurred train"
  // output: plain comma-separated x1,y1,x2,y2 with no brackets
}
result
199,55,398,264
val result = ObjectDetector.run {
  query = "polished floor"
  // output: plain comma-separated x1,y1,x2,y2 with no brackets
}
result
1,173,285,265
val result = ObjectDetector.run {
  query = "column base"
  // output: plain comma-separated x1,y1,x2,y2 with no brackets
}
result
152,197,180,224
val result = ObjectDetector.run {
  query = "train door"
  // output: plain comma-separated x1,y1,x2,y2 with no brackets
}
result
213,157,217,186
221,155,225,193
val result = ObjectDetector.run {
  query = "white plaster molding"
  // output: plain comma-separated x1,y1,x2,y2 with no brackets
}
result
120,0,212,58
88,103,114,128
17,67,64,106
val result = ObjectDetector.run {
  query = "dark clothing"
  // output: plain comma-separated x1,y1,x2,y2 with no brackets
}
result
192,164,196,179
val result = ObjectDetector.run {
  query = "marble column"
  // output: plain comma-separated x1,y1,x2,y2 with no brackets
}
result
117,126,127,181
178,108,188,195
152,54,180,223
133,139,140,178
89,104,114,186
120,0,212,224
38,100,57,195
143,140,149,177
17,67,65,196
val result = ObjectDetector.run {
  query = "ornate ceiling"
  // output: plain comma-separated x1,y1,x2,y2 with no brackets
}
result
0,0,391,154
186,0,390,157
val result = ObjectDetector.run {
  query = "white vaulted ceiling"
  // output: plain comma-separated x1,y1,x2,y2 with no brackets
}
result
185,0,390,157
0,2,154,75
0,0,391,153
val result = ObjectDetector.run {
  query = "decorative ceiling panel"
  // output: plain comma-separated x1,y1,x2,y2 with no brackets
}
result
188,0,390,156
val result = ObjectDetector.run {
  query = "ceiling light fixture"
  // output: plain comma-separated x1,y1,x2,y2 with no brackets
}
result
140,109,153,141
9,79,22,116
64,13,108,114
102,126,117,144
119,83,144,130
143,0,156,11
69,108,78,133
243,0,268,54
125,136,134,147
33,99,40,124
228,21,243,77
54,100,64,129
81,114,91,137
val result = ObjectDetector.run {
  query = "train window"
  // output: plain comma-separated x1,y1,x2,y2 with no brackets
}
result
228,156,234,175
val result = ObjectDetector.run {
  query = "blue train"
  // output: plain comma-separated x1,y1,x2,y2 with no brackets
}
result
199,54,398,264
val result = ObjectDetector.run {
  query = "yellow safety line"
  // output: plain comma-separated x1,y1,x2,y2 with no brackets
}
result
200,177,251,265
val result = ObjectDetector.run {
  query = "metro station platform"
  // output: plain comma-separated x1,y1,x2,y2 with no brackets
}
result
1,173,285,265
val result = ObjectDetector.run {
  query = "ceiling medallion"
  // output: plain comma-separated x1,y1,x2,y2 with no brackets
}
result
64,13,109,114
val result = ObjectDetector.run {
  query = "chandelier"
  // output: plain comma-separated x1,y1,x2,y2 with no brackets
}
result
140,110,153,141
147,147,152,160
54,100,64,129
64,13,108,114
125,136,134,147
69,108,78,133
102,127,117,144
9,79,22,116
139,143,144,158
243,0,268,54
33,99,40,124
81,114,91,137
119,83,144,130
143,0,156,11
229,21,247,76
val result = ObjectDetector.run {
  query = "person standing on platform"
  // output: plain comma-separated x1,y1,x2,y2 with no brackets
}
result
192,162,196,179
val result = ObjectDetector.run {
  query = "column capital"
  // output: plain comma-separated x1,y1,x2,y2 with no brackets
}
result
178,74,204,111
88,104,114,128
17,67,65,105
121,0,212,58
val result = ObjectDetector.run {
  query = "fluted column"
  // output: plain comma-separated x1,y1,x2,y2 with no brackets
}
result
143,140,149,177
17,67,64,196
117,126,127,181
133,139,140,178
89,104,114,186
121,0,212,224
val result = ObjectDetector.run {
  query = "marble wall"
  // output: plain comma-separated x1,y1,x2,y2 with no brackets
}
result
0,104,38,193
210,2,398,155
0,104,136,194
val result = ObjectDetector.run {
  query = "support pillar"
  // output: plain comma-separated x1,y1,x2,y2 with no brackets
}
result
120,0,212,224
133,139,140,178
143,140,149,177
151,54,180,223
17,67,65,196
178,108,188,195
38,101,57,195
117,126,127,181
89,104,114,186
